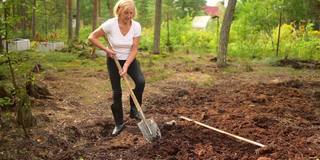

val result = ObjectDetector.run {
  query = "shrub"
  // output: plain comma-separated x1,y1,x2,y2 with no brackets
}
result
140,17,217,54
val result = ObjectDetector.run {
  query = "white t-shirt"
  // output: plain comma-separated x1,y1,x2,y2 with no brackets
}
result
101,17,141,60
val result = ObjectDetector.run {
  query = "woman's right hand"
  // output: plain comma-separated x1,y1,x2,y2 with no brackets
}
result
105,48,116,58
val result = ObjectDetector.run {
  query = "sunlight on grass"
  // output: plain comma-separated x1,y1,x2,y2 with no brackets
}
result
146,70,172,83
184,72,215,87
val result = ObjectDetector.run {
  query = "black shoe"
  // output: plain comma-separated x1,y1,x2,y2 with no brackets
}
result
130,108,141,120
112,124,125,136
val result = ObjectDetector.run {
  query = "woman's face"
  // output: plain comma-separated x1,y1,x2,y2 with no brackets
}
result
119,7,134,23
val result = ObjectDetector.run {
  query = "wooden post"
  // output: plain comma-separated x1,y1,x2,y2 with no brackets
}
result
92,0,98,31
75,0,80,39
153,0,162,54
276,7,282,57
216,17,220,53
166,12,172,52
67,0,73,44
32,0,36,40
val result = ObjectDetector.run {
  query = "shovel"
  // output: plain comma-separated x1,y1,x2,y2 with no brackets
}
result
105,41,161,142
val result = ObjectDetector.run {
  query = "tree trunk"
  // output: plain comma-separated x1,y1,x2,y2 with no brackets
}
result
12,2,17,33
1,1,5,53
4,3,8,54
153,0,162,54
107,0,113,17
65,0,68,31
21,0,27,38
166,12,173,52
0,36,3,53
44,0,48,37
98,0,101,17
181,0,185,17
0,1,4,53
216,17,220,53
75,0,80,40
32,0,36,39
217,0,237,68
67,0,73,43
92,0,98,31
276,8,282,57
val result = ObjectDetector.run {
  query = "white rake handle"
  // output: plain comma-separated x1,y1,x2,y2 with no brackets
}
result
179,116,266,147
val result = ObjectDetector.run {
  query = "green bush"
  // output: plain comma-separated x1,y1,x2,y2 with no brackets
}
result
79,26,92,41
291,36,320,60
0,97,13,108
140,17,217,54
230,16,320,61
271,23,320,60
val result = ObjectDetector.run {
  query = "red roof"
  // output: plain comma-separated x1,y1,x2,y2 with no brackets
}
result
204,6,220,17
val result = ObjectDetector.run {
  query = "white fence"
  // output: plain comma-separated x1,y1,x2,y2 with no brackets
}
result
37,42,65,52
2,39,30,52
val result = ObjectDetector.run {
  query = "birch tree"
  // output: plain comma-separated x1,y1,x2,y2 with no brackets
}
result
217,0,237,67
153,0,162,54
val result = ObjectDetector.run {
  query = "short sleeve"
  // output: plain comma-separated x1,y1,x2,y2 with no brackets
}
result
100,19,112,34
133,22,141,37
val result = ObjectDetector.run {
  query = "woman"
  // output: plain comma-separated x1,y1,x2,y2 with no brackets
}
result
88,0,144,136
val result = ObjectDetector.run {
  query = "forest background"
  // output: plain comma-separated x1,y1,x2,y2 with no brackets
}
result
0,0,319,60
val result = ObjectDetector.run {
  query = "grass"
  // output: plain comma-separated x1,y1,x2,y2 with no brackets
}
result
0,50,106,90
1,50,106,71
1,49,319,93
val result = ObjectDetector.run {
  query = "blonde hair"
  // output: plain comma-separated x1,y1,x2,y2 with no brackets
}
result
113,0,137,18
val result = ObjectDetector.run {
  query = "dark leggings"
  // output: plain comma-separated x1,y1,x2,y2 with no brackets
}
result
107,58,145,124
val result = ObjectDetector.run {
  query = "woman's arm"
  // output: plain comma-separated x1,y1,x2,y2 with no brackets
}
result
119,37,140,76
88,27,115,58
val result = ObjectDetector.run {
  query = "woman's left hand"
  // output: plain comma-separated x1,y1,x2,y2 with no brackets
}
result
119,65,128,76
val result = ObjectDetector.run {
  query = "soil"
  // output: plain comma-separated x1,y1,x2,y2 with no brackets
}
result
1,59,320,160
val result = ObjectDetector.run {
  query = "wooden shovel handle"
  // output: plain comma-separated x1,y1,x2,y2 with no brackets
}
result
105,40,147,122
114,58,147,120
